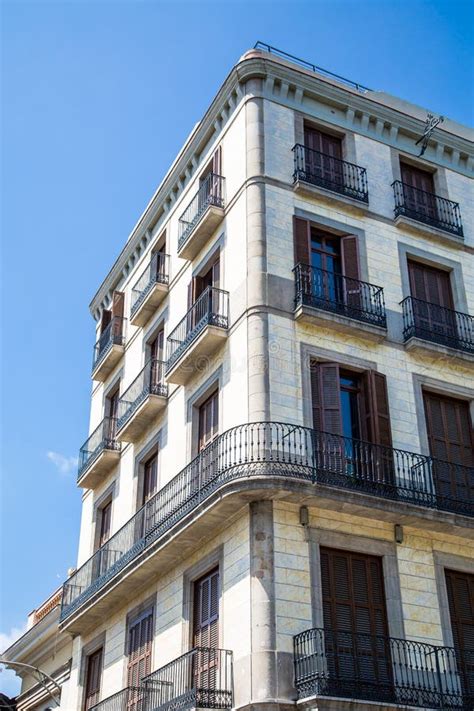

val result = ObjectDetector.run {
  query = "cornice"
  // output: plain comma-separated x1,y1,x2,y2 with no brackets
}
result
89,50,473,319
2,607,69,666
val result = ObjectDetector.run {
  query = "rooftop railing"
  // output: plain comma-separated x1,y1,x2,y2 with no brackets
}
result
62,423,473,621
294,263,386,328
93,317,126,371
392,181,463,237
117,358,168,432
77,417,121,480
293,144,369,203
294,627,473,710
401,296,474,354
178,173,225,252
144,648,233,711
165,287,229,373
131,253,170,318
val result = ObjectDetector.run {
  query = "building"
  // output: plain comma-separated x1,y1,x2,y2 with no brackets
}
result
3,43,473,711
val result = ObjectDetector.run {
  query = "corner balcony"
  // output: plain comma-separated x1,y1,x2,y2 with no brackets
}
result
165,287,229,385
77,417,121,489
130,253,170,328
60,424,473,629
92,317,126,382
292,143,369,208
294,627,473,710
401,296,474,361
178,173,225,261
116,359,168,443
89,649,233,711
392,181,464,240
294,263,386,341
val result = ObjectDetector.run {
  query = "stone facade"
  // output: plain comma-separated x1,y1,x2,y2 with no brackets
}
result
3,47,473,711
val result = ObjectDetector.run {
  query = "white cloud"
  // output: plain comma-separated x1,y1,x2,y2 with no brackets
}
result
0,624,27,697
46,451,78,476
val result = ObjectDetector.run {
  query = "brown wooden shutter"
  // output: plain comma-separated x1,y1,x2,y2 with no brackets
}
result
408,261,453,309
127,610,154,688
362,371,393,448
198,391,219,452
193,567,219,648
99,501,112,547
310,361,342,435
401,163,435,194
212,146,222,175
112,290,125,319
142,453,158,505
84,648,103,710
293,216,310,266
341,236,360,281
445,569,474,692
100,309,112,335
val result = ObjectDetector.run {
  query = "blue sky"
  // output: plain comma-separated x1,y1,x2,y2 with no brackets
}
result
1,0,472,695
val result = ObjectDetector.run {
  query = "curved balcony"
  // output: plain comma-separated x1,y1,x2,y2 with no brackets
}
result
294,627,473,709
294,263,386,340
401,296,474,358
293,143,369,205
392,180,463,239
178,173,225,260
116,359,168,443
77,417,121,489
165,287,229,385
130,253,170,328
61,423,473,626
92,317,126,382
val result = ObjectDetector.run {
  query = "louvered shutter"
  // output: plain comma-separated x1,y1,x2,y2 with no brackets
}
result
400,164,436,219
363,371,393,448
320,548,391,697
193,569,219,701
212,146,222,176
127,611,153,688
310,362,342,435
445,570,474,696
424,392,474,503
99,501,111,547
341,236,361,310
100,309,112,335
84,648,103,710
293,216,310,266
111,291,125,339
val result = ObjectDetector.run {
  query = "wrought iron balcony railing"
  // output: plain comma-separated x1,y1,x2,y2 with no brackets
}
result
144,648,233,711
166,287,229,373
61,423,473,621
392,181,463,237
90,686,145,711
294,263,386,328
131,253,170,319
77,417,121,480
178,173,225,252
93,317,126,371
117,359,168,432
401,296,474,354
294,627,473,710
293,143,369,203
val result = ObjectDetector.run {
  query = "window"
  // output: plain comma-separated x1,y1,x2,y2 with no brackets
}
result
445,569,474,696
148,329,165,390
193,567,219,647
339,371,362,441
105,388,119,440
187,257,221,332
84,647,103,711
407,260,457,340
400,162,436,219
98,500,112,548
198,390,219,452
127,610,153,689
142,452,158,505
304,126,343,187
320,548,392,700
423,391,474,503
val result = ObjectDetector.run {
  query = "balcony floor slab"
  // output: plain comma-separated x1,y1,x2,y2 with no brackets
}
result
116,393,168,443
404,336,474,363
77,448,121,489
165,325,228,385
394,214,464,247
92,344,125,382
295,304,387,343
293,179,369,214
130,283,168,328
178,205,225,261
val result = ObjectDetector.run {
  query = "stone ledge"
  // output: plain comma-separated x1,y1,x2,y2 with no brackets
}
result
293,179,369,214
404,336,474,364
295,304,387,343
394,214,464,248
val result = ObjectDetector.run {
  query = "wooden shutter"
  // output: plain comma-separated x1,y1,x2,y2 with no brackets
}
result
84,648,103,710
198,391,219,451
127,610,154,687
341,236,360,281
408,261,453,308
304,126,342,159
310,361,342,435
100,309,111,335
445,569,474,694
193,567,219,648
99,501,112,547
142,453,158,505
320,548,392,693
112,290,125,319
362,371,393,448
293,216,310,266
212,146,222,175
401,163,435,194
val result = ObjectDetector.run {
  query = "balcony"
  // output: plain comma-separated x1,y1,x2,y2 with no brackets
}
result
292,143,369,206
61,423,473,626
130,253,170,328
401,296,474,360
178,173,225,260
294,263,386,340
392,181,464,240
294,627,473,710
88,649,233,711
116,359,168,443
144,648,233,711
77,417,121,489
165,287,229,385
92,317,126,382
